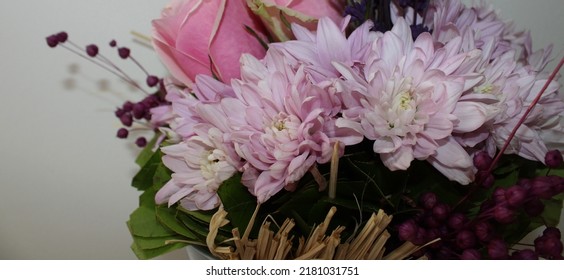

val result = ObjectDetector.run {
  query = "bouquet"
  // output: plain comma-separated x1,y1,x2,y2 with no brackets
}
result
46,0,564,260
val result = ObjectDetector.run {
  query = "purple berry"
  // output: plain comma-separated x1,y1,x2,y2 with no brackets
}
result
535,235,563,258
511,249,538,260
136,137,147,148
109,40,117,47
505,185,527,207
543,227,561,240
488,239,508,259
423,215,441,228
447,212,467,230
146,75,159,87
398,219,419,242
492,188,506,204
56,32,68,43
530,177,554,199
494,205,515,224
524,199,544,217
473,151,492,171
456,230,477,250
419,192,437,210
132,103,146,119
120,114,133,127
114,108,125,118
461,249,481,260
545,150,563,168
474,221,494,242
432,203,450,221
123,101,134,112
46,35,59,48
116,128,128,139
118,47,130,59
86,44,99,57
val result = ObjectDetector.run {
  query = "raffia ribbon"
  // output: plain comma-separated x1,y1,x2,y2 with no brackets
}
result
207,205,433,260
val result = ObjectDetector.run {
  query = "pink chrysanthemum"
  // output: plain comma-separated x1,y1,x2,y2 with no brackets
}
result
428,0,530,60
272,16,377,83
221,50,361,203
155,121,241,211
334,18,491,184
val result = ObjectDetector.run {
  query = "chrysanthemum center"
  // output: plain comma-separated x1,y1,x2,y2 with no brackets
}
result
273,119,286,131
200,150,223,180
474,84,494,94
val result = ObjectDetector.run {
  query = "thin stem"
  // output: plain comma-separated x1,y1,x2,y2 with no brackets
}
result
60,42,150,94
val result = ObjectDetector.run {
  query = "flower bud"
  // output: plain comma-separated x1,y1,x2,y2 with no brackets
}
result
116,128,128,139
535,235,563,258
461,249,481,260
118,47,130,59
120,114,133,127
432,203,450,221
456,230,477,250
505,185,527,207
511,249,538,260
419,192,437,210
86,44,99,57
530,177,554,199
492,188,506,204
488,239,508,259
398,220,419,242
494,205,515,224
135,137,147,148
473,151,492,171
524,199,544,217
545,150,563,168
474,221,494,242
447,212,467,230
543,227,561,240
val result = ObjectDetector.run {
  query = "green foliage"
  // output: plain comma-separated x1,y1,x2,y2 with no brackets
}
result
217,173,258,234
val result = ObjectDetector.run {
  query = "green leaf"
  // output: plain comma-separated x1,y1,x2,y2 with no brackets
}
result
132,234,186,250
217,173,258,233
153,163,172,188
128,206,176,238
178,207,215,224
131,149,165,191
130,241,186,260
134,135,159,167
155,206,200,240
177,214,213,240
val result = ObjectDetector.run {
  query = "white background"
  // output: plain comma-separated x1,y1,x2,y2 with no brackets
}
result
0,0,563,259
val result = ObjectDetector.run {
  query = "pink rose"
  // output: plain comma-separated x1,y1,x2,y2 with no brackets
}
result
247,0,346,41
152,0,268,87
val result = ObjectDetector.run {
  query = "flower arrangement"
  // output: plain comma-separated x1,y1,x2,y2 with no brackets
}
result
46,0,564,260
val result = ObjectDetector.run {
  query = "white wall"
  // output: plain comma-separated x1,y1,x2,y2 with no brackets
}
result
0,0,562,259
